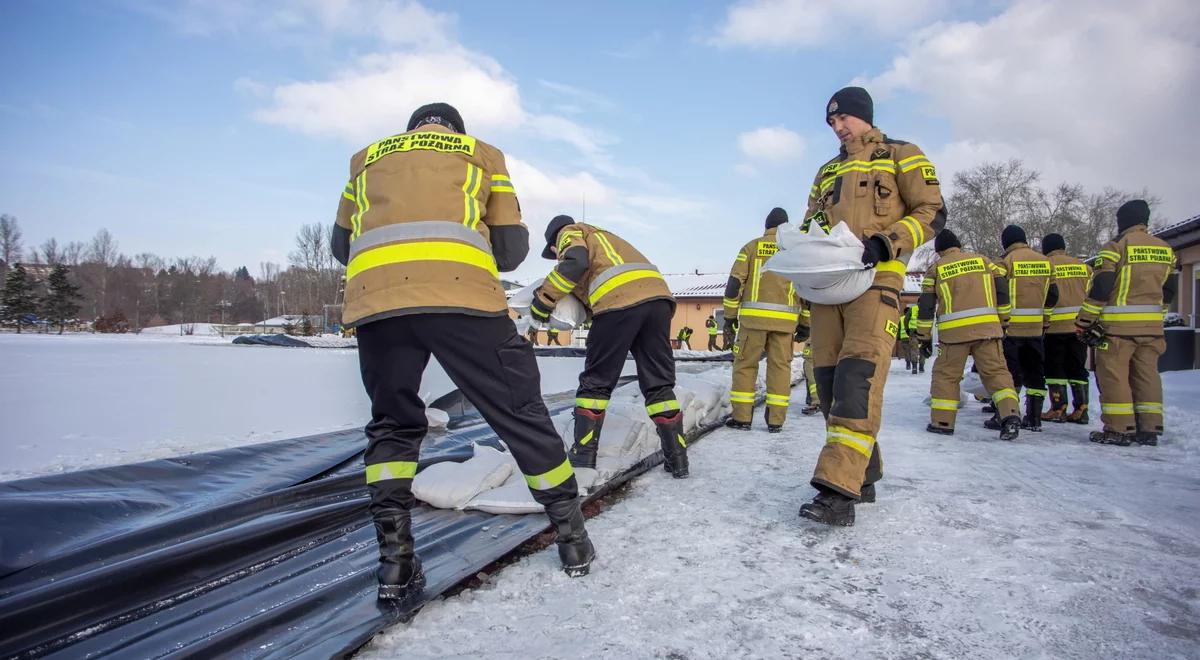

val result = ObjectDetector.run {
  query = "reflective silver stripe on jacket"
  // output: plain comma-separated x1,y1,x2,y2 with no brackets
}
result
350,221,490,260
587,262,659,295
1052,305,1081,315
1100,304,1162,314
1010,307,1043,317
937,306,997,323
742,301,799,313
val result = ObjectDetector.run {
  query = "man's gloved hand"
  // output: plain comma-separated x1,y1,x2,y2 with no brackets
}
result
861,236,890,267
728,317,739,334
794,324,810,343
530,296,553,323
919,340,934,359
1076,323,1105,347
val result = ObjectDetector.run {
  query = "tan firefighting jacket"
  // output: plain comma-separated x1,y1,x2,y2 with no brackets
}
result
995,242,1055,337
914,247,1007,344
332,124,525,327
534,223,674,316
1076,225,1177,337
1045,250,1092,334
804,128,946,293
724,227,804,333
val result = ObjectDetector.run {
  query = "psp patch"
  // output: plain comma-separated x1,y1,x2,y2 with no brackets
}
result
885,319,898,338
921,165,939,186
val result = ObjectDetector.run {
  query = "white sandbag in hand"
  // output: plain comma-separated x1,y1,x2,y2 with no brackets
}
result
508,278,587,330
762,222,875,305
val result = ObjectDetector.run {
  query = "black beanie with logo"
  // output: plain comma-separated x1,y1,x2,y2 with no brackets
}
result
825,87,873,126
407,102,464,134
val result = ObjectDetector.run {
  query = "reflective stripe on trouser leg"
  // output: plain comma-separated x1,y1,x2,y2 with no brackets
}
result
1093,335,1137,433
811,290,898,499
730,328,766,423
929,341,969,430
765,330,793,426
1130,336,1166,433
971,338,1020,420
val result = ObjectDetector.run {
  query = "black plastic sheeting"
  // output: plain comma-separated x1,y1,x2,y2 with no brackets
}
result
0,378,745,660
231,334,316,348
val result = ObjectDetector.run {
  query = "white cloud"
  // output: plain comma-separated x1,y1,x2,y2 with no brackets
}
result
709,0,947,49
861,0,1200,220
737,126,805,162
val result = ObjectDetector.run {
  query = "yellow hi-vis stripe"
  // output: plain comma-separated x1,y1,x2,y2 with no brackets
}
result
899,216,924,246
342,181,355,202
462,163,483,229
1101,403,1134,414
646,400,680,416
930,398,959,411
1134,402,1163,413
595,233,624,265
524,458,574,491
1116,265,1132,305
546,270,575,293
578,429,595,446
827,425,874,457
939,314,1001,330
740,308,800,322
876,260,907,276
992,388,1018,402
588,269,660,306
351,171,370,239
765,393,790,407
365,461,417,483
1100,312,1164,322
489,173,515,193
347,241,498,281
576,397,609,410
730,390,756,404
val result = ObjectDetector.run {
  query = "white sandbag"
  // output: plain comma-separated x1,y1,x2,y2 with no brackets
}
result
464,479,544,514
508,278,587,330
425,407,449,430
961,369,990,398
412,444,513,510
763,222,875,305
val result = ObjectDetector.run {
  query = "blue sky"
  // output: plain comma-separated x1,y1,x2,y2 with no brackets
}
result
2,0,1197,282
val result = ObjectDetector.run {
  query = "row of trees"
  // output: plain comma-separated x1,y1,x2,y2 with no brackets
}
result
1,263,82,333
0,215,345,330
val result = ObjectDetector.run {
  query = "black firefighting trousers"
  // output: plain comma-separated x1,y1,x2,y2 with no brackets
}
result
1043,332,1088,387
576,299,678,413
1003,336,1047,399
357,314,578,517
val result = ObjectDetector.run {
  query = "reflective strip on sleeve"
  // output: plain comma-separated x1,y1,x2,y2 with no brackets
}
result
735,253,748,262
826,425,875,457
1097,250,1121,262
489,173,516,193
524,458,575,491
342,181,356,202
877,260,907,276
365,461,418,484
576,397,610,410
558,230,584,252
546,270,576,293
930,398,959,411
898,216,925,246
646,399,681,416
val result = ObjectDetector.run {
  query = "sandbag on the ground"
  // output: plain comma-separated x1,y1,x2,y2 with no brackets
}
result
763,222,875,305
961,367,990,399
412,445,512,509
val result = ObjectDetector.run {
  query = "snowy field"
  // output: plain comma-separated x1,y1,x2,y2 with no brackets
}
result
0,332,629,481
362,365,1200,659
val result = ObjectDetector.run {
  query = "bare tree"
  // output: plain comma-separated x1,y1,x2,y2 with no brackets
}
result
88,229,119,267
39,238,62,265
1,214,23,267
61,241,85,266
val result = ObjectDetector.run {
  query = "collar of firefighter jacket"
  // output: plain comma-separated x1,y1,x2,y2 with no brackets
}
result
1117,224,1149,240
839,127,884,157
939,246,962,257
1004,241,1030,256
1046,249,1067,257
763,226,779,239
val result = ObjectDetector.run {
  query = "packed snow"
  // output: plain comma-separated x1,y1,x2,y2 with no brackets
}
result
0,333,633,481
360,365,1200,659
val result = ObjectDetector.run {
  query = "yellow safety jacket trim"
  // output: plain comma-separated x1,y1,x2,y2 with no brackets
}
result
576,397,609,410
524,458,574,491
347,241,499,281
365,461,418,483
587,265,663,306
646,400,680,416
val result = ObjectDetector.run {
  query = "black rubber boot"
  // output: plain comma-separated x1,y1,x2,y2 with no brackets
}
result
653,412,689,478
545,499,595,577
905,360,912,371
725,417,752,430
859,483,876,504
1090,430,1132,446
919,364,925,373
1066,383,1089,424
798,489,856,526
983,413,1002,430
801,403,820,416
373,509,426,601
925,423,954,436
1042,384,1068,422
1021,396,1044,432
981,400,996,414
999,415,1021,442
1134,431,1159,446
567,407,604,469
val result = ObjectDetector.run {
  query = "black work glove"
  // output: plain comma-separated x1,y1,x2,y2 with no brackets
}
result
1076,323,1105,347
530,296,553,323
920,340,934,359
861,236,890,267
728,317,739,334
794,324,810,343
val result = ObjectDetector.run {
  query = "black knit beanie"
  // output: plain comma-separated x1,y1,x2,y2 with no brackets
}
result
1001,225,1027,250
765,207,788,230
1041,233,1066,255
407,102,464,134
826,87,873,126
542,215,575,259
934,229,961,253
1116,200,1150,232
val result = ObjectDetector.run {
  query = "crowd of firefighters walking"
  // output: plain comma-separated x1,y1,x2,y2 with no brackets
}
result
328,89,1178,601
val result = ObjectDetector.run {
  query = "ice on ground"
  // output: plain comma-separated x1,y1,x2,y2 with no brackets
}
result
0,334,631,481
360,364,1200,660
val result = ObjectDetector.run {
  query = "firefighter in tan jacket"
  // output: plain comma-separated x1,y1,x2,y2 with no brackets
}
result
1075,200,1179,446
332,103,594,597
1040,233,1093,423
798,87,947,527
530,216,688,477
990,225,1058,432
913,229,1021,440
723,208,806,433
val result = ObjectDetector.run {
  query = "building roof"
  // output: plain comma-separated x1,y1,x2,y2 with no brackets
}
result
1154,213,1200,250
663,272,730,298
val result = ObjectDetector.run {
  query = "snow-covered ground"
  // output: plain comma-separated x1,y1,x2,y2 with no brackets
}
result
361,364,1200,659
0,333,631,481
